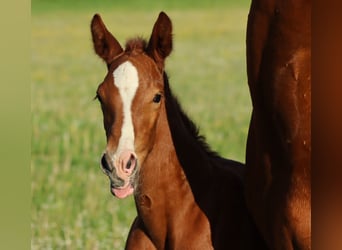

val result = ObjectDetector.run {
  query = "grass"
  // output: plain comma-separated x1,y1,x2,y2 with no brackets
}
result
31,1,251,249
31,0,250,14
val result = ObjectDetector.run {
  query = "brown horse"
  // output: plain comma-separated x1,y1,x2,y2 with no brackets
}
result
91,12,267,249
245,0,311,249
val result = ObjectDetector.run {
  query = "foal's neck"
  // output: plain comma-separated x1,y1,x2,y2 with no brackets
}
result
134,104,211,248
136,104,191,200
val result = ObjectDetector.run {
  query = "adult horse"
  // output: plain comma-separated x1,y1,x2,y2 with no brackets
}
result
245,0,311,249
91,12,266,249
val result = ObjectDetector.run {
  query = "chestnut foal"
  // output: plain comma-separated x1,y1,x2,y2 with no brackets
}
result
91,12,266,250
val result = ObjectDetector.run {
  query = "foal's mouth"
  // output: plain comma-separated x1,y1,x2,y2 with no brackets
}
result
109,168,138,199
100,152,138,198
110,181,134,199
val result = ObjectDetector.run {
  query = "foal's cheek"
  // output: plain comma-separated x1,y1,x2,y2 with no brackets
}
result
101,112,111,137
102,113,113,138
133,107,160,161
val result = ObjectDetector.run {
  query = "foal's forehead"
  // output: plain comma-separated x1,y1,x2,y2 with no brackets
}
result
113,60,139,90
110,54,162,88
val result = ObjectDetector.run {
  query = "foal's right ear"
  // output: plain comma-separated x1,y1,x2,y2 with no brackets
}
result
90,14,123,65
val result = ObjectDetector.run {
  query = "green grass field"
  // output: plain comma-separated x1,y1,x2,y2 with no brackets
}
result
31,1,251,249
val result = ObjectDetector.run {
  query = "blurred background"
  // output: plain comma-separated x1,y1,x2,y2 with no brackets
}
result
31,0,251,249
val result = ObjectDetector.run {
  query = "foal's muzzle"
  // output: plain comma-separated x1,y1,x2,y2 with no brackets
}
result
100,152,137,198
100,151,137,176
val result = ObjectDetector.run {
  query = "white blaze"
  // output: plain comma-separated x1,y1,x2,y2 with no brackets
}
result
113,61,139,154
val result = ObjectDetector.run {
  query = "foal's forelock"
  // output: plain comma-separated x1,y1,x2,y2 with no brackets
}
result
111,61,139,154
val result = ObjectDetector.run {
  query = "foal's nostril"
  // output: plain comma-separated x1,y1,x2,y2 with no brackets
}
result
125,154,136,170
101,154,112,173
126,159,132,170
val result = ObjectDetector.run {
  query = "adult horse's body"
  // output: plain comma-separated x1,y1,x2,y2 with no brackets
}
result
245,0,311,249
91,12,266,249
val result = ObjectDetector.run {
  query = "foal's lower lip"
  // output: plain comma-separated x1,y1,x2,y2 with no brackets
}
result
110,184,134,199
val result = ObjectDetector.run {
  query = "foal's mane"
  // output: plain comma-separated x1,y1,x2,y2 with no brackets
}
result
124,37,218,158
163,72,219,159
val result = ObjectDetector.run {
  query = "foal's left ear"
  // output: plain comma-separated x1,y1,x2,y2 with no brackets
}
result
147,12,173,71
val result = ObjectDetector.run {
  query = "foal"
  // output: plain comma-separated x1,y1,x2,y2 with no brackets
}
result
91,12,266,249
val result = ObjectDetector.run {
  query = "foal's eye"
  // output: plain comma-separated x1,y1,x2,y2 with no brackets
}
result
152,93,162,103
94,93,102,103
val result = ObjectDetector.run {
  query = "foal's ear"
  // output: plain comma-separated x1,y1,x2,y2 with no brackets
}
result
147,12,173,71
90,14,123,65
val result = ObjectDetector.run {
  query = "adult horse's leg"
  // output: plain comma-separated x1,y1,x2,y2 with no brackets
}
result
245,0,311,249
125,217,156,250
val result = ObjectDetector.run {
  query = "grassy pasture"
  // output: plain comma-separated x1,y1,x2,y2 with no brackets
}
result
31,1,251,249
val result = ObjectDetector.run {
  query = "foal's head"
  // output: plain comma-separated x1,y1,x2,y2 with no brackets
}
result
91,12,172,198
